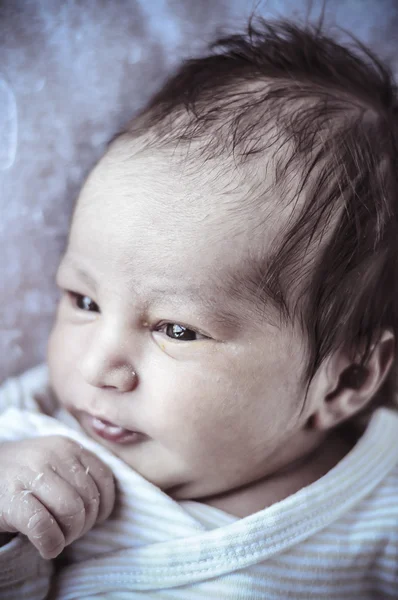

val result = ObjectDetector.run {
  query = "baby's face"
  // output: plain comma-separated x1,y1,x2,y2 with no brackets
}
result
48,139,313,512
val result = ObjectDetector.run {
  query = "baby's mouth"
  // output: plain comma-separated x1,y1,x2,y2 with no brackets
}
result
82,412,145,445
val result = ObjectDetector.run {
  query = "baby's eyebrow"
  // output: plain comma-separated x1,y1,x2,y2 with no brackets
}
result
156,269,281,331
58,257,98,293
59,255,280,329
146,284,240,329
59,257,236,323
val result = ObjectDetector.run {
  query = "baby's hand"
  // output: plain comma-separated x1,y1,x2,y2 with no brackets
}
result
0,436,115,559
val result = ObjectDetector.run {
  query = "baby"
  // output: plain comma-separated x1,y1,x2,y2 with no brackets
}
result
0,18,397,600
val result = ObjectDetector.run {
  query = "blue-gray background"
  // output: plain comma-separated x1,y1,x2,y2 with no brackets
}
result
0,0,397,381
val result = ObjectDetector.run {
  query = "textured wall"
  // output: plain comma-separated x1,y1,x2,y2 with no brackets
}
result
1,0,397,381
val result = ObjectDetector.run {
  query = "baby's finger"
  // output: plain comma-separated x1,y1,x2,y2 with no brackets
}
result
30,469,86,546
5,490,65,559
53,458,101,538
78,449,115,524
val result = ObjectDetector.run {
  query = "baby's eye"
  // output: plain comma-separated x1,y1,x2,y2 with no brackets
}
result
160,323,204,341
68,292,99,313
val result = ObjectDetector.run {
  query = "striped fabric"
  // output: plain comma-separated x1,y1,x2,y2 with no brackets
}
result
0,365,397,599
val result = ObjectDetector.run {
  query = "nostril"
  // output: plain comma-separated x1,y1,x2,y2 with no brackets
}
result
86,367,138,392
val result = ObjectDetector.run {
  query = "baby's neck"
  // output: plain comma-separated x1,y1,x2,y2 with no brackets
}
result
201,430,355,518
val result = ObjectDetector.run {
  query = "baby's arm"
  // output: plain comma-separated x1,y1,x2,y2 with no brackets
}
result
0,436,115,599
0,369,114,597
0,436,115,558
0,368,54,598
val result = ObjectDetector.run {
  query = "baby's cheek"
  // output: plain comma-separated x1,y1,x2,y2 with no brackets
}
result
145,366,223,448
49,323,69,366
180,379,246,449
48,322,80,399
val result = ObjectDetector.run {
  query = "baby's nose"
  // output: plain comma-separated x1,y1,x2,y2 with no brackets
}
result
81,361,138,392
78,319,139,392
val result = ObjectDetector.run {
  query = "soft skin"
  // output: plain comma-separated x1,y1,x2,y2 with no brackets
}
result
48,139,394,518
0,436,115,558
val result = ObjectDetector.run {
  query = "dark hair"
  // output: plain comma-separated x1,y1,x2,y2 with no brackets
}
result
122,18,398,411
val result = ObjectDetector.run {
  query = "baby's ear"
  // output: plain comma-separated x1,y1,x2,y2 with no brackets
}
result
308,331,395,431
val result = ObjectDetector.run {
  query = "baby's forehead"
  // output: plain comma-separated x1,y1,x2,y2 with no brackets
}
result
82,144,270,254
105,137,242,195
88,140,307,280
99,134,293,226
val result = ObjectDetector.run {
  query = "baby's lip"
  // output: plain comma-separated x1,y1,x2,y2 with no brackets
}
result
81,410,140,431
80,412,147,445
